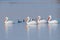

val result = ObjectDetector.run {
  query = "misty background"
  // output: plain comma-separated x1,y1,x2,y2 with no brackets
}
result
0,0,60,40
0,0,60,19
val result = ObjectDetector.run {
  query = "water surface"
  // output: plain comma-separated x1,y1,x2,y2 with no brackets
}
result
0,0,60,40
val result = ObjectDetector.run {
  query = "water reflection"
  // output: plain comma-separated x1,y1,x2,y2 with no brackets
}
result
48,24,58,40
37,24,47,30
37,24,48,40
25,24,37,40
48,24,58,33
4,23,13,39
25,24,37,32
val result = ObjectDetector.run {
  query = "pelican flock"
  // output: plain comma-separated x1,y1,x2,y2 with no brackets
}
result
4,15,58,25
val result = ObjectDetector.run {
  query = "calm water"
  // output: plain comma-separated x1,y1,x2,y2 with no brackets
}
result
0,0,60,40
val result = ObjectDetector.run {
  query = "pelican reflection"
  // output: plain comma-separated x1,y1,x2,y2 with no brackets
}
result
37,24,47,31
25,24,37,40
48,24,58,32
4,23,13,32
4,23,13,39
25,24,37,32
48,24,58,40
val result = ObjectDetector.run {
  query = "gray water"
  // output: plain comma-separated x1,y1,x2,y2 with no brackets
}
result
0,0,60,40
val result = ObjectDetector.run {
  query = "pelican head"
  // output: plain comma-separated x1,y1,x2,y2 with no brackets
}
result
4,17,9,22
4,16,8,23
25,16,30,23
37,16,41,20
48,15,52,21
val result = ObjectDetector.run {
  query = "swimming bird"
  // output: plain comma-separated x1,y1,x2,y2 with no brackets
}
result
48,15,58,24
17,19,22,23
25,16,36,25
4,17,13,24
37,16,47,24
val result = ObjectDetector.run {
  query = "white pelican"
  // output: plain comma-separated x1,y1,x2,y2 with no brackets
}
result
48,15,58,24
37,16,47,24
4,17,13,24
25,16,36,25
